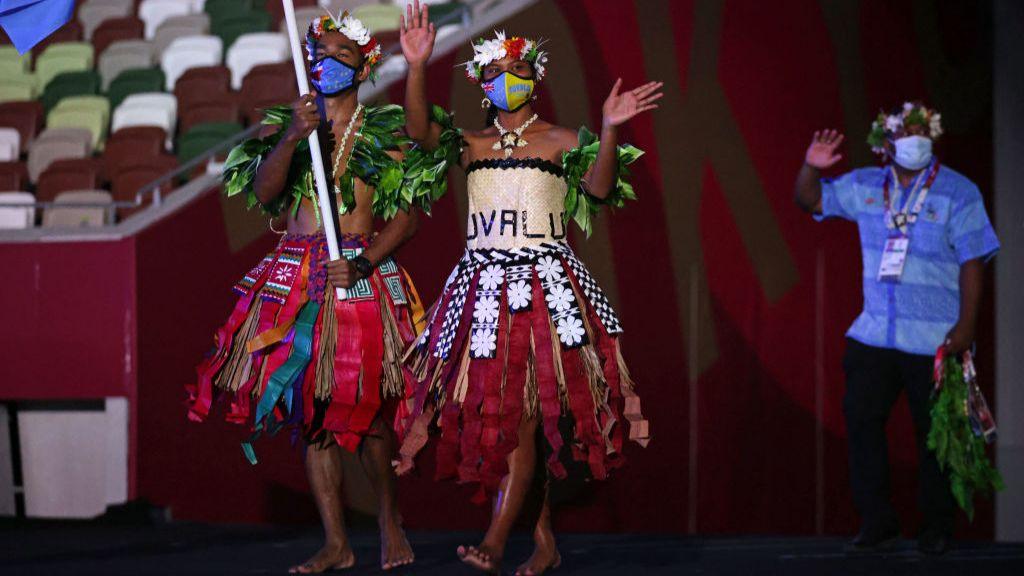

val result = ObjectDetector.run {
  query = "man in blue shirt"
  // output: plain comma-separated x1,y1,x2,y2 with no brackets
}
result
794,102,999,555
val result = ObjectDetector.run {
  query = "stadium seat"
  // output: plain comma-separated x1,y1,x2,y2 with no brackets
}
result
98,40,156,89
205,0,261,23
375,55,406,80
53,95,111,127
0,191,35,230
35,158,104,203
426,2,470,26
35,45,94,93
154,13,211,58
41,70,101,112
238,62,295,123
103,126,167,179
31,20,84,60
0,78,35,104
176,121,241,164
0,128,19,161
43,190,114,228
321,0,379,14
161,35,224,89
112,93,178,146
0,101,45,154
212,11,272,50
107,68,166,108
0,161,30,191
78,1,133,40
351,4,402,33
91,16,145,57
226,32,287,89
0,45,30,77
173,65,231,111
111,155,178,216
264,0,317,28
180,101,240,133
47,106,108,151
139,0,193,39
27,139,91,183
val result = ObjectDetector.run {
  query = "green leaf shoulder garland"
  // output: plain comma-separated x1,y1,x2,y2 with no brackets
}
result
222,104,461,222
561,126,643,237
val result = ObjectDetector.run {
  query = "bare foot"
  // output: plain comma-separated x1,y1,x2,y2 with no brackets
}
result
380,519,415,570
457,543,502,574
514,546,561,575
288,542,355,573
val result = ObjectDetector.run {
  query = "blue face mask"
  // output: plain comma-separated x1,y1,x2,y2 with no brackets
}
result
481,71,535,112
310,56,358,96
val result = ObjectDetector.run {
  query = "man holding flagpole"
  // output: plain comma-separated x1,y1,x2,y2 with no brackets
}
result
186,7,458,572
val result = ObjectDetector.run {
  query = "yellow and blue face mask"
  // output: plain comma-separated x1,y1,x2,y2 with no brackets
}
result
481,72,535,112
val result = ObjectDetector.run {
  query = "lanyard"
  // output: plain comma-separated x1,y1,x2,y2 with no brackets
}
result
883,161,940,235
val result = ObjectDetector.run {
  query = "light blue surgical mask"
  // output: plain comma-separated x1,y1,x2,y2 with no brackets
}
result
892,135,933,170
310,56,358,96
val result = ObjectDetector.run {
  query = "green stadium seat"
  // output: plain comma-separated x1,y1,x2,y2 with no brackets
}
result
41,71,101,112
426,2,469,27
0,45,31,77
205,0,261,24
0,74,36,103
176,121,242,164
212,11,272,50
107,68,166,109
34,50,93,93
53,95,111,128
351,4,403,34
47,106,108,151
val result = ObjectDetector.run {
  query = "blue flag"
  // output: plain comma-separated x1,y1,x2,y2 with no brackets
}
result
0,0,75,54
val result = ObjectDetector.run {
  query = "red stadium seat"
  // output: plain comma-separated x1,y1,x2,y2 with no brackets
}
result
103,127,167,181
0,161,29,191
173,65,232,111
179,101,241,134
111,154,178,217
239,62,296,124
35,158,103,203
92,16,145,57
264,0,318,28
0,101,45,155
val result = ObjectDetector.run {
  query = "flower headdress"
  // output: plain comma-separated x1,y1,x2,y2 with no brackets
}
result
463,31,548,83
867,101,943,155
306,11,383,79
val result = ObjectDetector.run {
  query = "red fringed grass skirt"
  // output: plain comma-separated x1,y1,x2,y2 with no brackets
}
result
186,232,423,459
398,241,649,500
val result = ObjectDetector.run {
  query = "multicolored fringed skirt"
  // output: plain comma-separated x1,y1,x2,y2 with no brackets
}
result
187,232,423,462
398,241,650,501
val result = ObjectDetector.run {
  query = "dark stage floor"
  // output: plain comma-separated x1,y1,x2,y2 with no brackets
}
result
3,520,1024,575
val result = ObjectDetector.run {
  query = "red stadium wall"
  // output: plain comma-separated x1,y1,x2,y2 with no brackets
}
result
2,0,996,538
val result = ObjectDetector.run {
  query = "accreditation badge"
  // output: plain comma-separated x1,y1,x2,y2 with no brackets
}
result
878,236,909,283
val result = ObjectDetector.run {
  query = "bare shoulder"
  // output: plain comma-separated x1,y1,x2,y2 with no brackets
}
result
462,126,499,142
543,124,579,150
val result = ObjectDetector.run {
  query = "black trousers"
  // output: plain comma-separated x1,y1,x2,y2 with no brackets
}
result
842,338,955,534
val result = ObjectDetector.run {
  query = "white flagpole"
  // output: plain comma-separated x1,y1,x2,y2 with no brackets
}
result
281,0,347,301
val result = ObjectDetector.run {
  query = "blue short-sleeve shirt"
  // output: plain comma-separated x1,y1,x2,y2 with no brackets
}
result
816,164,999,356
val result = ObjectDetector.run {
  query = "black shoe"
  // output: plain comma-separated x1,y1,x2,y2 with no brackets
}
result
918,529,952,556
845,525,900,554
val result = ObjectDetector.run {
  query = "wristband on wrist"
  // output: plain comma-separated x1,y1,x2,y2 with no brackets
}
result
351,255,373,278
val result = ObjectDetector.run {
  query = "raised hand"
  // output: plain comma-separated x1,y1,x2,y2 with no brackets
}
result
602,79,663,128
400,0,436,67
805,129,845,170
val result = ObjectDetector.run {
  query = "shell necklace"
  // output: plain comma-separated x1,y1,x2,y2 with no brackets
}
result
493,113,539,158
331,103,364,193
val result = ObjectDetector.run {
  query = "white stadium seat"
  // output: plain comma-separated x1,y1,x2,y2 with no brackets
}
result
112,93,178,147
161,35,223,89
0,128,20,162
226,33,288,89
139,0,193,40
0,192,35,229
